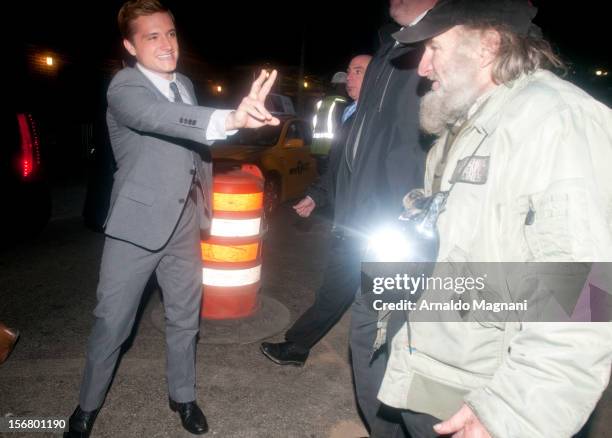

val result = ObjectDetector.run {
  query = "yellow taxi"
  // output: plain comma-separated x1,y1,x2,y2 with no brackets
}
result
212,115,317,214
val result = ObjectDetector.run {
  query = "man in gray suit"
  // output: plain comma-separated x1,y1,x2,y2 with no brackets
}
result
65,1,279,436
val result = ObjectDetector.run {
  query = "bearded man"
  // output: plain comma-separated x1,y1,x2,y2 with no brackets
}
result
375,0,612,437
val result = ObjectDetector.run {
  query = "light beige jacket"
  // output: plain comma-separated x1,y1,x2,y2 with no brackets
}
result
378,70,612,437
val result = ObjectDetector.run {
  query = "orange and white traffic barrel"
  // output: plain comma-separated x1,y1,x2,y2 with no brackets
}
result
201,164,264,319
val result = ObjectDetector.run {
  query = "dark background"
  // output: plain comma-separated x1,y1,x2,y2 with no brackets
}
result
13,0,611,112
14,1,610,74
10,0,611,186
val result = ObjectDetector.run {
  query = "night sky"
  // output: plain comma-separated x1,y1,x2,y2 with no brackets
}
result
11,0,609,194
16,0,610,77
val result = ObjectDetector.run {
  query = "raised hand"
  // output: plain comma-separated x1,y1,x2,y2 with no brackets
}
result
226,69,280,131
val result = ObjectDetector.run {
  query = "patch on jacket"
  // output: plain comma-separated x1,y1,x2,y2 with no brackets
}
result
449,156,490,185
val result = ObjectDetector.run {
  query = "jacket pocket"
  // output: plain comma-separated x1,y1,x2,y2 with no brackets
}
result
119,180,156,206
411,348,496,390
522,187,588,261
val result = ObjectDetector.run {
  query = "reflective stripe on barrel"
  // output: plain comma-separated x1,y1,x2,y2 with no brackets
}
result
201,164,265,320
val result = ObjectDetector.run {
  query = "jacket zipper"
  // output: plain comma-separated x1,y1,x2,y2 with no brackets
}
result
378,67,395,113
346,44,398,171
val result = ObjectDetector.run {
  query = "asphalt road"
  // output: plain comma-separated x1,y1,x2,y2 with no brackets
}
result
1,190,611,438
0,197,366,438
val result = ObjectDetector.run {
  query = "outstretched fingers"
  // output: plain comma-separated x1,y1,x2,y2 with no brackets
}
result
249,69,268,100
258,69,277,101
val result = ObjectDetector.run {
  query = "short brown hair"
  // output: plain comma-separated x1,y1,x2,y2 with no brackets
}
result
117,0,174,40
465,23,566,84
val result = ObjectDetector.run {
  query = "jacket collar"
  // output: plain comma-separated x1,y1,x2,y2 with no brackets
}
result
465,73,534,136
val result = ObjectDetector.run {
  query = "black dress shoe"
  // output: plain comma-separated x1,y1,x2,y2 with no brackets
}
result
63,406,99,438
169,398,208,435
260,341,309,366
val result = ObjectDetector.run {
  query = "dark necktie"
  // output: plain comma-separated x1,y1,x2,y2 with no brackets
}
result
169,81,183,103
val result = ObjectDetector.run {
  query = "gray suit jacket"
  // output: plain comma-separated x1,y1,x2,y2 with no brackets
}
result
104,67,215,251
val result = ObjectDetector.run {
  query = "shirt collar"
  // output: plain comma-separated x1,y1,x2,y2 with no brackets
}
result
394,8,432,48
136,63,177,100
409,8,430,27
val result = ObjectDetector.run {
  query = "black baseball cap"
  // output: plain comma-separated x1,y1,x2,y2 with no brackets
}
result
393,0,538,44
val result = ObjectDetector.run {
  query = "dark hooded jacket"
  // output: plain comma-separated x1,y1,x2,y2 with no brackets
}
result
333,25,428,240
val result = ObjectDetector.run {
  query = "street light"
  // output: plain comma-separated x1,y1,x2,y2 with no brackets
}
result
303,81,309,88
32,52,59,75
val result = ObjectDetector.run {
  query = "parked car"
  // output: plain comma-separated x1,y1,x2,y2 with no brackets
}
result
212,115,317,215
82,113,116,232
1,111,51,243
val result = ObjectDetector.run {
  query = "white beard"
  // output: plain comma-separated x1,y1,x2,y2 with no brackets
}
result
419,57,482,136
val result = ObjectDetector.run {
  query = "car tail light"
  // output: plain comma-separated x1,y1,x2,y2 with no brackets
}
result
17,113,41,179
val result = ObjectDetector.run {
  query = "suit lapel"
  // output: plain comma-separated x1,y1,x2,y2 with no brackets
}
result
176,73,197,105
133,67,169,102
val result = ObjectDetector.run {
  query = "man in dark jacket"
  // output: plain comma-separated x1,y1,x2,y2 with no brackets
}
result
260,54,371,364
262,1,435,435
296,54,372,215
343,1,436,434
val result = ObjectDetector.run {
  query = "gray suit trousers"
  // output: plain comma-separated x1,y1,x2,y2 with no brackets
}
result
79,197,202,411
